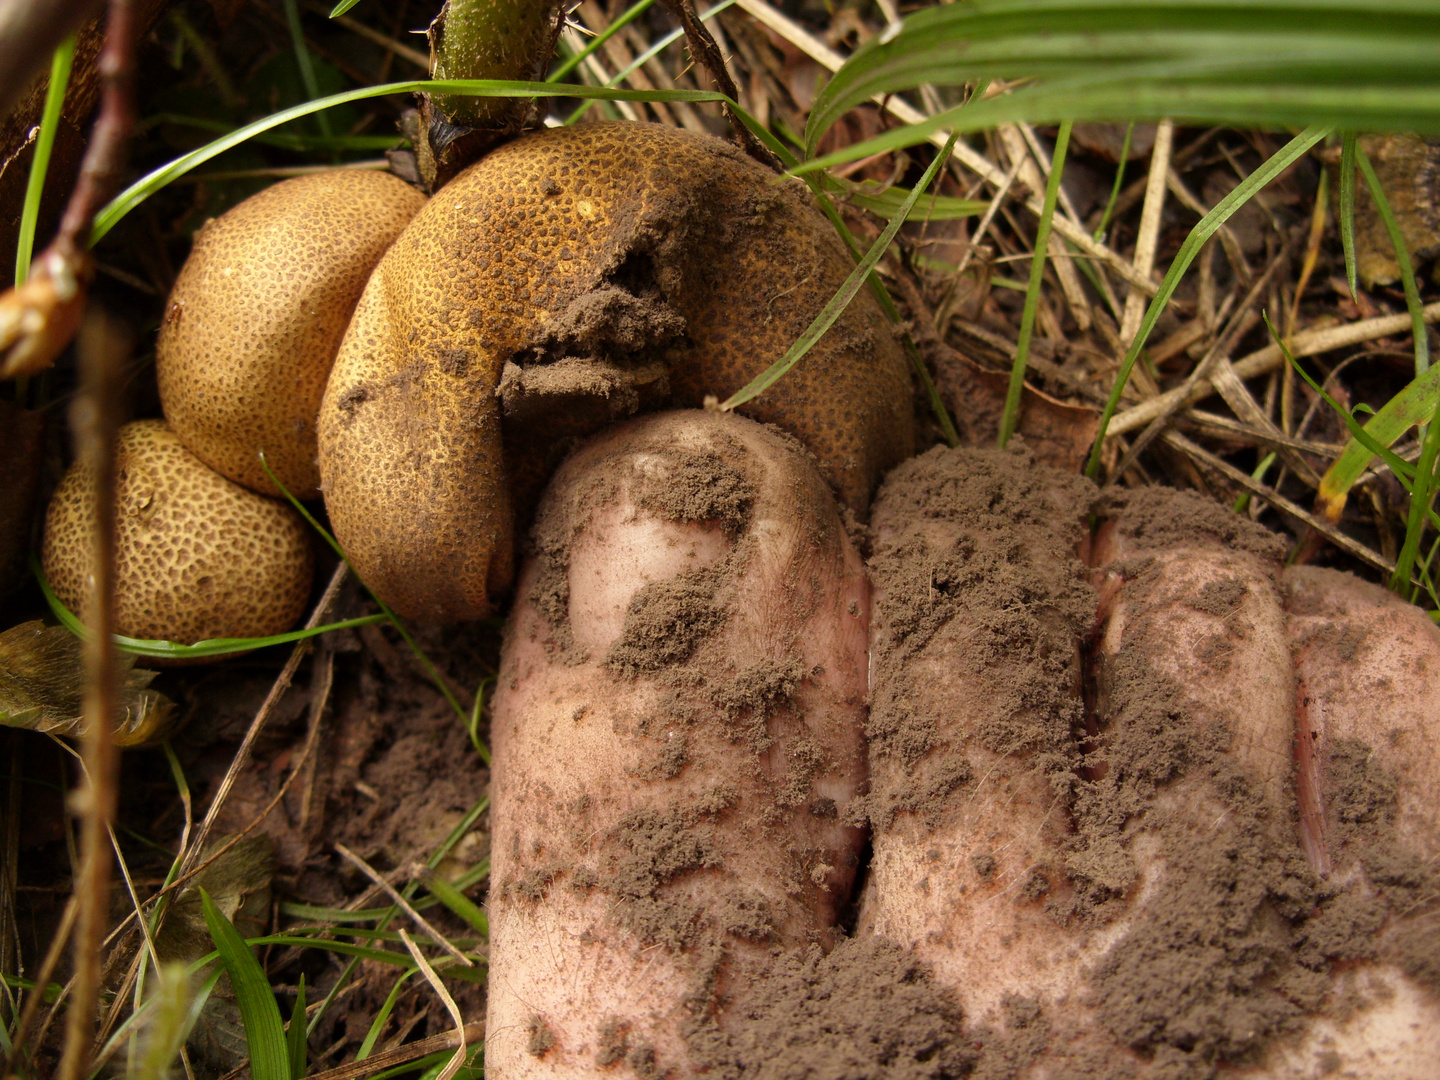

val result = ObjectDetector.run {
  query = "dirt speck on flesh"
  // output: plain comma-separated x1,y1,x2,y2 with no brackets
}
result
527,1015,557,1057
605,564,730,675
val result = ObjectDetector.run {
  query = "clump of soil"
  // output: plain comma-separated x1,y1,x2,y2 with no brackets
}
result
687,937,974,1080
1093,485,1289,564
606,565,731,675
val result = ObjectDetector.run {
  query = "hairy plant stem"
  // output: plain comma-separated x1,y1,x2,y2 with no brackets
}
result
417,0,567,188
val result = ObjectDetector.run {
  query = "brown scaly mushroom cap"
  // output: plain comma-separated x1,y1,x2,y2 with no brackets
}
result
157,169,426,499
42,419,314,653
319,121,914,623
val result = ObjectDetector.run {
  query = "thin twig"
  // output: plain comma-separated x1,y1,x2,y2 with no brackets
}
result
334,845,474,968
55,312,129,1080
1107,302,1440,438
1120,119,1173,344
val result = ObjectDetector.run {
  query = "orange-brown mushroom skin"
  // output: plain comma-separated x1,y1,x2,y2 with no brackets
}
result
42,419,313,654
317,122,913,623
157,169,425,499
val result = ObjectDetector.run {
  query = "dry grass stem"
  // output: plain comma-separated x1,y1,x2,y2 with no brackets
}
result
1108,301,1440,437
1121,119,1173,343
334,845,474,967
396,929,470,1080
734,0,1158,295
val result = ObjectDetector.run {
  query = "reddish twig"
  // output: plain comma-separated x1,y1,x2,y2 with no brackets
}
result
658,0,779,171
0,0,135,380
54,310,129,1080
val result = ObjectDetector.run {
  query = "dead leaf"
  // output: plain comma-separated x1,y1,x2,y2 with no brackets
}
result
0,620,176,745
933,349,1100,473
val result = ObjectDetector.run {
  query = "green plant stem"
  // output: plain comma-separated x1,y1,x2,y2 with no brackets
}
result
430,0,563,126
1092,121,1134,242
1338,132,1359,300
16,36,76,287
1001,119,1071,448
1085,125,1329,479
1356,145,1429,376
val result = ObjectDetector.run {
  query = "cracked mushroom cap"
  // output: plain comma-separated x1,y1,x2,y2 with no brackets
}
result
42,419,314,654
157,169,426,499
319,121,914,623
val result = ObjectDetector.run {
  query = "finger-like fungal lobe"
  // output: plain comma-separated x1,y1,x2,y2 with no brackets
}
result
861,453,1440,1079
1269,566,1440,1077
318,121,914,622
858,446,1102,1053
485,410,870,1078
157,170,426,499
41,420,313,654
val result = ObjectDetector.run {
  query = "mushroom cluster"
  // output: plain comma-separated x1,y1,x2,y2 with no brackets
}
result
43,169,425,649
44,122,915,641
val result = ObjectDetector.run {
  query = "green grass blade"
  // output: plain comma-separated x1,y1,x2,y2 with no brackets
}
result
1272,314,1417,485
91,80,734,245
1085,125,1329,478
796,78,1440,177
1000,119,1072,447
1093,121,1135,242
1274,315,1440,595
1339,132,1359,300
357,970,418,1060
200,888,291,1080
33,553,387,658
802,0,1440,161
548,0,657,82
1393,384,1440,596
286,974,307,1080
419,871,489,939
140,113,405,151
329,0,364,15
563,0,739,124
16,36,75,286
283,0,332,138
846,188,986,221
719,132,960,411
1319,347,1440,515
1356,145,1429,375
